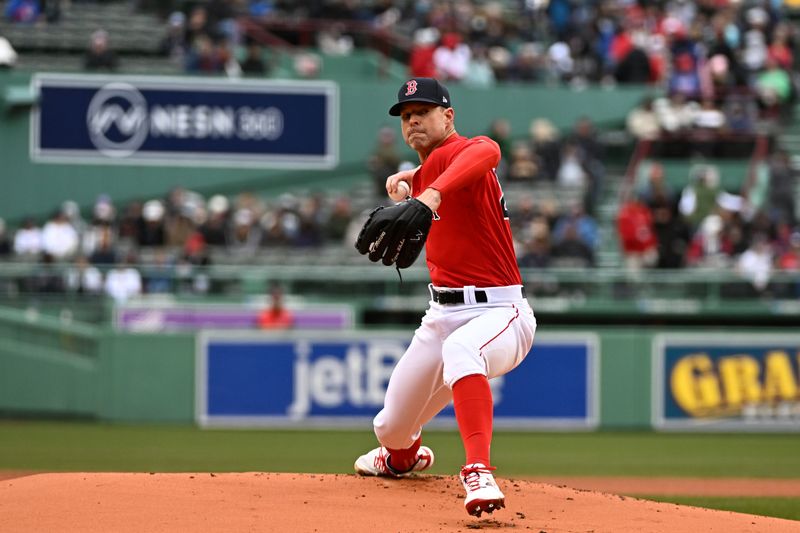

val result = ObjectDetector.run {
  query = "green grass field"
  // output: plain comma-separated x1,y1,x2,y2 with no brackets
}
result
1,421,798,520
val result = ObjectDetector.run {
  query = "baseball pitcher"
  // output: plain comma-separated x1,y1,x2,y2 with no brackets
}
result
354,78,537,517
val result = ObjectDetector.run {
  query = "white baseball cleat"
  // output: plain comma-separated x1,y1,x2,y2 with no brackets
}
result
354,445,434,477
460,463,506,517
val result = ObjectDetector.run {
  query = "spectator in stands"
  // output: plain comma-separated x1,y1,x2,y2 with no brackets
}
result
294,195,325,247
638,162,675,208
408,28,439,78
545,41,574,83
736,233,774,296
117,201,143,250
668,48,702,101
506,142,541,184
462,44,496,88
29,253,65,294
556,141,589,190
614,35,653,84
433,32,471,82
626,97,661,141
228,208,261,258
704,13,747,91
234,191,266,221
653,93,698,134
528,119,561,182
201,195,230,246
723,94,758,135
41,209,79,260
517,217,552,269
693,98,726,132
13,217,43,257
616,194,659,272
486,118,511,161
777,230,800,271
511,43,544,83
742,7,770,75
61,200,87,246
248,1,274,19
141,250,174,294
685,213,726,268
207,0,239,45
139,200,167,246
185,35,225,73
550,222,594,268
755,56,793,116
104,252,143,303
184,5,211,47
88,228,117,266
569,116,605,210
84,30,118,71
240,42,268,75
4,0,39,23
257,283,294,329
325,195,353,244
552,202,599,252
768,22,794,71
176,231,211,293
165,202,198,248
318,22,354,56
650,194,690,269
262,194,301,245
486,118,511,179
367,126,402,198
486,46,513,82
0,219,10,257
64,255,103,295
509,195,540,242
159,11,188,63
775,230,800,297
766,150,798,226
679,165,722,230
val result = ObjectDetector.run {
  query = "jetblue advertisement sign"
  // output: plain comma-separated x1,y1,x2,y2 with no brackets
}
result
196,331,598,429
652,334,800,431
30,74,338,168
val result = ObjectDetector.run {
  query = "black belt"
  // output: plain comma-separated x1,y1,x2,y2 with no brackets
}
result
431,286,526,305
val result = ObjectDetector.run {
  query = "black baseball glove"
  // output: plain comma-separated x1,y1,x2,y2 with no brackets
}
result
355,198,433,268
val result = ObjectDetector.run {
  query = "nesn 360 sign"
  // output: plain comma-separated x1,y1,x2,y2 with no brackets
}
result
30,73,338,168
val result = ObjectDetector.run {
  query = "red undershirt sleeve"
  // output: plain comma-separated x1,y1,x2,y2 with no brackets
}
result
428,138,501,195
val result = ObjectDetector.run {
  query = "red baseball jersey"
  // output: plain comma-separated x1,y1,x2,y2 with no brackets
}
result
411,134,522,288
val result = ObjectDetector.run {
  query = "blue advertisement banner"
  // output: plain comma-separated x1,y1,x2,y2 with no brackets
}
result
30,74,338,168
196,331,598,429
652,334,800,430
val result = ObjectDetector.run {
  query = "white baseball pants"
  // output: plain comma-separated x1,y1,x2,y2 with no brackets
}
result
373,284,537,450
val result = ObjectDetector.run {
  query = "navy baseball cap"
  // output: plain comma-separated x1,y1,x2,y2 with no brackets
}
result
389,78,451,116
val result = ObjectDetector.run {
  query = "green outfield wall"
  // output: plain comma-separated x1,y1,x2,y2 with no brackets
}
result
10,311,797,429
0,70,648,222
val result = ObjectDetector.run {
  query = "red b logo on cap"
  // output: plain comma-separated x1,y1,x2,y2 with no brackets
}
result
405,80,418,96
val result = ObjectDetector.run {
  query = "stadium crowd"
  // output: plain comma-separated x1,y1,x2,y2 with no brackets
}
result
2,0,799,299
1,109,797,301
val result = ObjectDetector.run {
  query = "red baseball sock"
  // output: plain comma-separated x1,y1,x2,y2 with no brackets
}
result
452,374,493,467
386,436,421,473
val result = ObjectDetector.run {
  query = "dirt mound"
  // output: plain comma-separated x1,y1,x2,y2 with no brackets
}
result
1,473,798,533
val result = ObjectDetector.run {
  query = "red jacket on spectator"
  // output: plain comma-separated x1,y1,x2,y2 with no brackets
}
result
617,199,658,253
408,44,437,78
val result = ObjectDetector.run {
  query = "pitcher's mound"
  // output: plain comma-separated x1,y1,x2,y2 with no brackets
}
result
0,473,797,533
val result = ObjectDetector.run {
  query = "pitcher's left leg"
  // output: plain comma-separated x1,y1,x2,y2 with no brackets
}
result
441,303,536,515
